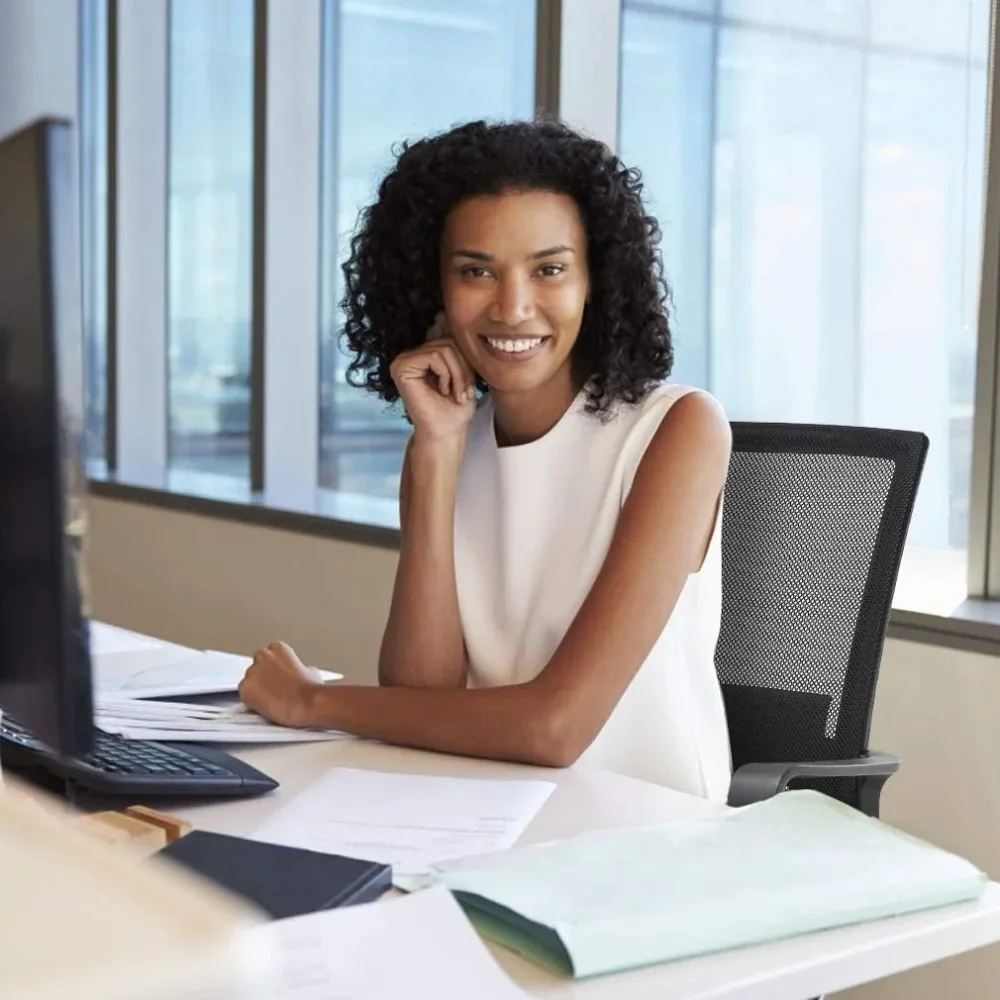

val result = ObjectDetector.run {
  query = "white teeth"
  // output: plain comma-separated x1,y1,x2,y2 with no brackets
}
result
486,337,543,354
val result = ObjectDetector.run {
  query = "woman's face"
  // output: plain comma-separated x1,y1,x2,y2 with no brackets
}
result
439,189,589,396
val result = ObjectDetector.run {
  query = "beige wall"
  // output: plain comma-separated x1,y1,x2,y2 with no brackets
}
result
87,496,396,684
87,494,1000,999
840,636,1000,998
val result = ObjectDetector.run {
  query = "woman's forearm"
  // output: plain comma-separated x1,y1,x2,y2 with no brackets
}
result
378,434,468,688
303,680,574,768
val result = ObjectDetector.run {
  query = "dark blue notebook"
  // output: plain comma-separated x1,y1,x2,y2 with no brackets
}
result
158,829,392,920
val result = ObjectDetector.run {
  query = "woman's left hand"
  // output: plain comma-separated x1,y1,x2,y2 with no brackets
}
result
238,641,323,728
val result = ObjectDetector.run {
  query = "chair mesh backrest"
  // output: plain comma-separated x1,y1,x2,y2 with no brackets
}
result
716,423,927,807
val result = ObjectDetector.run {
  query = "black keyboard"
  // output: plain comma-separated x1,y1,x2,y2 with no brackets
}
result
0,715,279,798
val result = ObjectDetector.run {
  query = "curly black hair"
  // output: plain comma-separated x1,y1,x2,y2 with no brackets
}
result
340,118,672,417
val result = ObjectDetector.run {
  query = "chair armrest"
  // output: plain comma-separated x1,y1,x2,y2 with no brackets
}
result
727,751,900,809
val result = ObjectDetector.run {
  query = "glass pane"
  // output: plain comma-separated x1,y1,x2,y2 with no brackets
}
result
79,0,109,467
167,0,254,481
619,0,990,594
709,30,866,423
619,9,715,386
869,0,991,60
625,0,717,15
318,0,537,497
721,0,867,38
860,47,988,556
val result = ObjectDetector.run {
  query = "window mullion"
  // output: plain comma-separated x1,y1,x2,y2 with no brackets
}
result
115,0,168,484
257,0,322,500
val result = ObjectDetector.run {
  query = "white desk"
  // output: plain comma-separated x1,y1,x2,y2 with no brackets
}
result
170,738,1000,1000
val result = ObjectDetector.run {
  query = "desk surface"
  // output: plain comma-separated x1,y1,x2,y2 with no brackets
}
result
171,737,1000,1000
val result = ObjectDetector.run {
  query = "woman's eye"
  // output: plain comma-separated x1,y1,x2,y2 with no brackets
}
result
537,263,566,277
462,266,492,279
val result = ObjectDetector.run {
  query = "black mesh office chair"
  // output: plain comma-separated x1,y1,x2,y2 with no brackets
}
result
716,423,928,818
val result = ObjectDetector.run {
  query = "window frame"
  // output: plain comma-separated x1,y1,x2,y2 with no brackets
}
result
971,0,1000,599
112,0,169,483
254,0,322,498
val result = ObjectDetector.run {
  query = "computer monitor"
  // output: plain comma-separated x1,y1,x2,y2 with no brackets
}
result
0,117,94,755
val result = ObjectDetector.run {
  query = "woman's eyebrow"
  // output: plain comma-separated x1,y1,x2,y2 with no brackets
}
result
451,249,492,261
450,245,576,261
532,245,574,259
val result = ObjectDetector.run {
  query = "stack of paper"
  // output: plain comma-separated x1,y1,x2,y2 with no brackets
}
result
89,622,168,657
248,885,529,999
89,621,342,700
251,768,556,876
96,649,261,699
420,790,988,979
94,695,353,744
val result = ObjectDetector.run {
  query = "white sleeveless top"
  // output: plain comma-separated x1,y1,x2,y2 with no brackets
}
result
454,382,732,801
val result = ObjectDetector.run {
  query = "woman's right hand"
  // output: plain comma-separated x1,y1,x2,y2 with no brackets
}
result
390,313,478,443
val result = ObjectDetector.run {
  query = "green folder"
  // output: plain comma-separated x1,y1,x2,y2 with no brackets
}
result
423,791,986,979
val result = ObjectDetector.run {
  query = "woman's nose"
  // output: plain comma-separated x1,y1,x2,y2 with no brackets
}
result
488,275,536,326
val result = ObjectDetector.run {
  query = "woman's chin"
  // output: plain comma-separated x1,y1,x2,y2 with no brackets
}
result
480,365,549,396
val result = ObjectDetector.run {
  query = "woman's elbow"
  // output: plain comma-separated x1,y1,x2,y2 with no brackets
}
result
528,739,583,769
522,700,590,769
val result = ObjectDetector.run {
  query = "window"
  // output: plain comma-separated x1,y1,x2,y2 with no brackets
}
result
82,1,1000,627
317,0,537,498
619,0,991,601
79,0,109,466
167,0,255,481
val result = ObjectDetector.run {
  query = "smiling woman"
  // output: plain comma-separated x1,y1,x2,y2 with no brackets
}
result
238,120,734,800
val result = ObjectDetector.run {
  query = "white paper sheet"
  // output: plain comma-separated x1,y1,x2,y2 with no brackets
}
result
94,697,354,744
94,648,342,699
251,768,556,875
248,885,530,1000
98,727,351,744
88,621,166,656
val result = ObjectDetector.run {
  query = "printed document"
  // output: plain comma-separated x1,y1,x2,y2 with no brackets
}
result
251,767,556,874
94,696,353,744
93,645,341,699
250,885,529,1000
89,621,168,657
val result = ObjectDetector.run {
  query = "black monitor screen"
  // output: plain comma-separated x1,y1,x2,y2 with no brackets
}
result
0,118,94,755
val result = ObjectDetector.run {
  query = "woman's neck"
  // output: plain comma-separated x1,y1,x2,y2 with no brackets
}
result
491,368,583,448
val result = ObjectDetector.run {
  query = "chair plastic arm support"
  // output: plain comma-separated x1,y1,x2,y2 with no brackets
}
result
727,751,901,808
